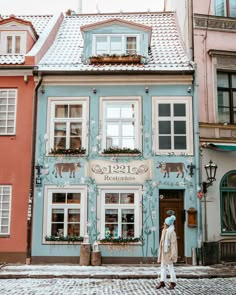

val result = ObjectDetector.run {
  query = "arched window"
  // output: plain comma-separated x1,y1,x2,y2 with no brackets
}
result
220,171,236,234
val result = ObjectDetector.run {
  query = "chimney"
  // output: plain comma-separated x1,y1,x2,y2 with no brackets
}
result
78,0,82,14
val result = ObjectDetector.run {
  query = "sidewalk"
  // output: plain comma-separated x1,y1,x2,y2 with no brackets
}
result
0,263,236,279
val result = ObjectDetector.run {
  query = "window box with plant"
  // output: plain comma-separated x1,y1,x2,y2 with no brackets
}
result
99,236,141,244
90,54,142,64
50,147,86,156
102,147,141,156
45,235,84,243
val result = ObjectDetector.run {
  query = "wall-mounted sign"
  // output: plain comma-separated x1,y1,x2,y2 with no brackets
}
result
87,160,153,184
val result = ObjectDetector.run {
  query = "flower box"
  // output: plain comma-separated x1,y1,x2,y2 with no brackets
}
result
45,235,84,242
49,148,86,156
102,147,141,156
99,237,141,244
90,55,142,64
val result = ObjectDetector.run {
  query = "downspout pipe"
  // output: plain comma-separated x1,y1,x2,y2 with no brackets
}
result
26,73,43,263
190,0,202,251
192,62,202,249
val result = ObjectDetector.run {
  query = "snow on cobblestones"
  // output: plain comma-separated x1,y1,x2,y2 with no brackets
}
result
0,278,236,295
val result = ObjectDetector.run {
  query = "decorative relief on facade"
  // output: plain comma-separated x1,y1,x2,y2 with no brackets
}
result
157,162,186,178
194,15,236,31
88,160,152,184
91,164,148,175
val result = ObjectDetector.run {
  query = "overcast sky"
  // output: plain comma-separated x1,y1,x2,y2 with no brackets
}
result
0,0,164,15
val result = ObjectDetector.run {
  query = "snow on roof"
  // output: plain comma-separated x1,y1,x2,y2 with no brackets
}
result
38,12,192,72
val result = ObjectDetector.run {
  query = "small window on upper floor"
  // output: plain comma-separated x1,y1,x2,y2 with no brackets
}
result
0,89,17,135
215,0,236,18
217,72,236,124
93,34,140,56
0,32,26,55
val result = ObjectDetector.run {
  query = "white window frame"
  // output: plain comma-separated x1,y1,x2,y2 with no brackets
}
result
0,31,26,54
43,185,87,242
0,185,12,236
0,89,17,135
152,96,193,155
92,34,140,55
47,97,89,154
97,186,142,240
100,96,142,151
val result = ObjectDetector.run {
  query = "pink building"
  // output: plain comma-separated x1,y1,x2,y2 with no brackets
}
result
166,0,236,263
0,14,63,263
194,0,236,264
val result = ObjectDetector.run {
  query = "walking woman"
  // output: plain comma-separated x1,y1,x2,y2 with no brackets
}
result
156,215,177,290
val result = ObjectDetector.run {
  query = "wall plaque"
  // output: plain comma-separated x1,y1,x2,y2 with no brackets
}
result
87,160,153,184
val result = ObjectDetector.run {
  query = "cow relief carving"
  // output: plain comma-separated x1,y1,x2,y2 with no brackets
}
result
53,162,82,178
157,162,186,178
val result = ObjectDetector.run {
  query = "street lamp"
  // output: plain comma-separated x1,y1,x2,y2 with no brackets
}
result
202,160,218,193
202,160,218,241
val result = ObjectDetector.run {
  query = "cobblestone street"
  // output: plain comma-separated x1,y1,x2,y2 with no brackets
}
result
1,277,236,295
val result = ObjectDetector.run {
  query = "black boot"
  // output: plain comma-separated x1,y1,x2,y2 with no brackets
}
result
156,281,165,289
168,282,176,290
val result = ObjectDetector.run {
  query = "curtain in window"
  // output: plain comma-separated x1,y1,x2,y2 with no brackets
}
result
126,37,136,54
229,193,236,231
7,36,12,54
222,192,236,231
15,36,21,54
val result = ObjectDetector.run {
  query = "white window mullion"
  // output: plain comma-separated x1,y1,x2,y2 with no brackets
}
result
66,121,70,149
170,104,175,150
64,207,68,236
118,207,122,237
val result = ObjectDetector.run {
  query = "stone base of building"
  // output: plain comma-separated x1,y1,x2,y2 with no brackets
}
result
0,252,26,263
31,256,168,264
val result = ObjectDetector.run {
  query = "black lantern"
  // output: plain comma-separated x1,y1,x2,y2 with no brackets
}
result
202,160,218,193
35,164,43,187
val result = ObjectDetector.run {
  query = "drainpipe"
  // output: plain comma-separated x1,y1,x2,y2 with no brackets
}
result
192,63,202,253
26,73,43,264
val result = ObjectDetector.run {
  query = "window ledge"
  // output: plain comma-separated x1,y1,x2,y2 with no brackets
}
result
47,153,87,157
102,153,141,157
43,241,83,245
98,241,142,245
0,234,10,238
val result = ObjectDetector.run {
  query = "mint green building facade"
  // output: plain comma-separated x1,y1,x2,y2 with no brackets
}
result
31,12,199,264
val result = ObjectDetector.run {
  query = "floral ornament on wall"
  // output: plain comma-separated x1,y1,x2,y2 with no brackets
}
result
141,180,159,259
80,177,100,244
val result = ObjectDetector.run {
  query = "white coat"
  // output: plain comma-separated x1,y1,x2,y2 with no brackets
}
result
157,227,178,264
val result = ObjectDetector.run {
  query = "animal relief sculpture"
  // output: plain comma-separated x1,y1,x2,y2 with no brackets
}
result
157,162,186,178
53,162,82,178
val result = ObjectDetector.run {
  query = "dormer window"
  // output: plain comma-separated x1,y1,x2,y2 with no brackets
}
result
93,34,140,55
1,32,26,54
